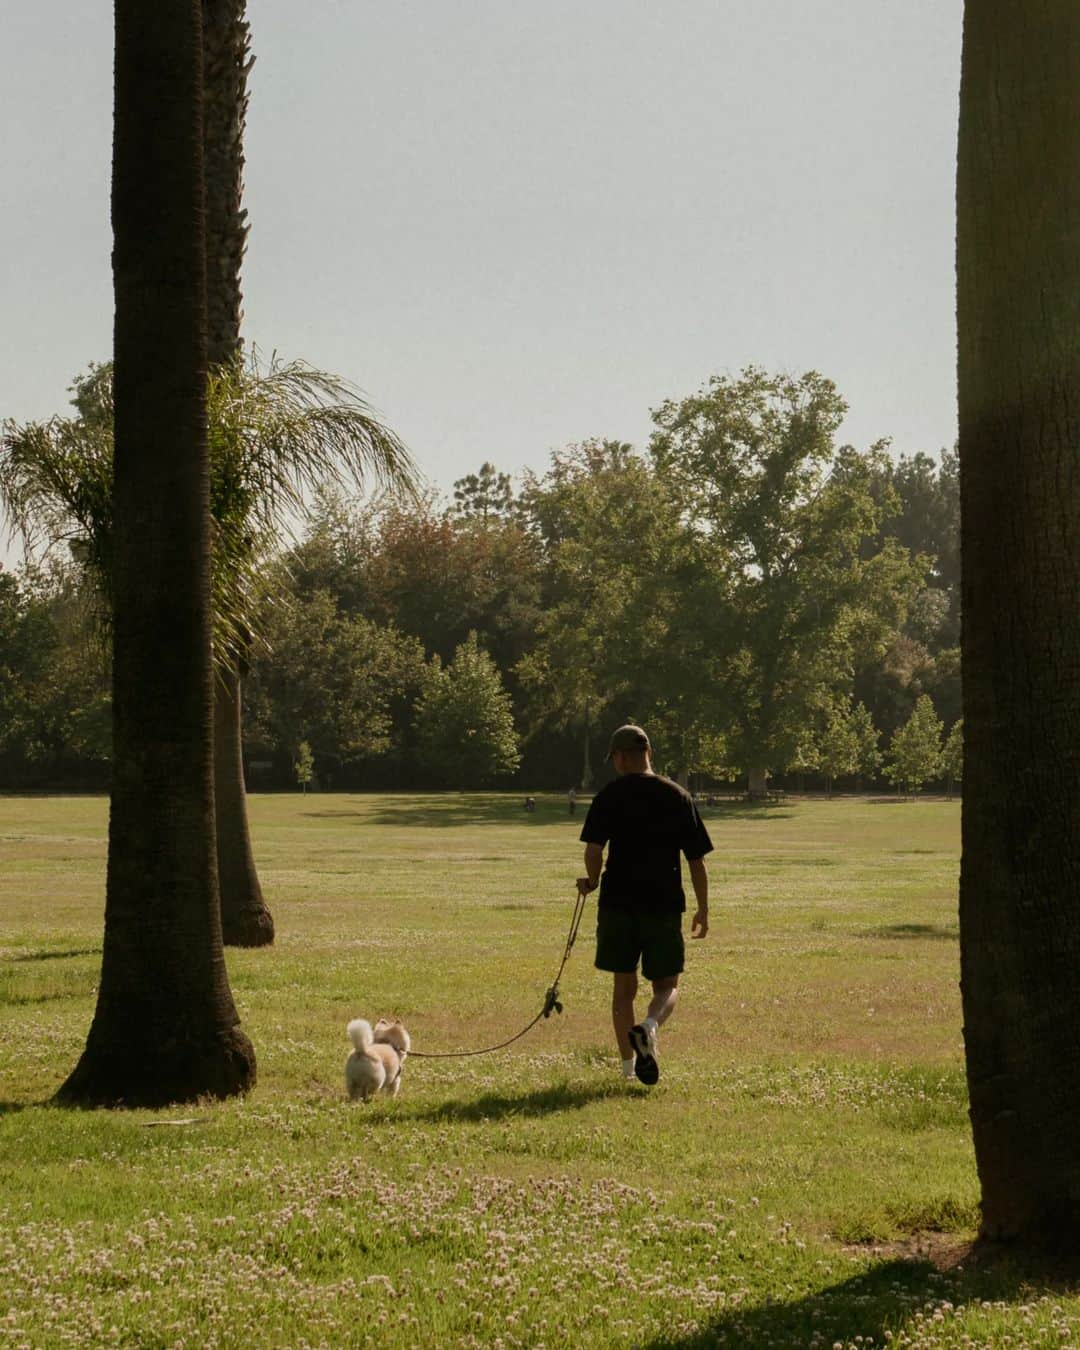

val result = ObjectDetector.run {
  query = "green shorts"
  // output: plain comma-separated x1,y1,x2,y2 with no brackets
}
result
594,908,685,981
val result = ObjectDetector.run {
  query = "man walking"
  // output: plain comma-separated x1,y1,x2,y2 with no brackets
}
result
576,724,711,1085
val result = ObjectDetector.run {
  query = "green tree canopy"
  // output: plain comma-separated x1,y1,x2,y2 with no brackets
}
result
516,440,684,785
414,631,520,788
815,700,860,793
886,694,944,797
452,461,515,523
649,366,926,791
942,718,963,793
245,583,426,777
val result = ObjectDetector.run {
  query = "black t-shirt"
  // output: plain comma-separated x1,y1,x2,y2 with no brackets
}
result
579,773,713,913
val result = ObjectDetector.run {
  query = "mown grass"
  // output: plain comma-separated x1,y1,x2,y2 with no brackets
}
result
0,792,1076,1347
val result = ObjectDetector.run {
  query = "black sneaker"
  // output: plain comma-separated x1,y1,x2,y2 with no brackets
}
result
628,1023,659,1085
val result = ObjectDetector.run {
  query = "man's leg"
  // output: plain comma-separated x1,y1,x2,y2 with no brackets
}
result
611,971,638,1063
646,975,679,1028
630,919,684,1085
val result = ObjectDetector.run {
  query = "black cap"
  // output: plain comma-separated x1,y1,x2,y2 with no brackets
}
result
606,724,651,759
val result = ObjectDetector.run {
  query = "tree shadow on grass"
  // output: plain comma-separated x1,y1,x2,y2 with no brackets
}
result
8,947,101,964
2,991,89,1008
362,796,581,829
864,795,954,806
644,1249,1031,1349
387,1079,632,1125
863,923,959,941
698,802,795,822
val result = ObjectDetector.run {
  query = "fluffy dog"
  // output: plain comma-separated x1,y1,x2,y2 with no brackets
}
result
345,1017,410,1101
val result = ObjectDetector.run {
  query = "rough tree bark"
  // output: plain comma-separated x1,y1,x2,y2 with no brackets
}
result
202,0,250,365
957,0,1080,1249
57,0,256,1106
202,0,273,946
214,662,273,945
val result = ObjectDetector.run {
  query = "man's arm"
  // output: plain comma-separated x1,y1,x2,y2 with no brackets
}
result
687,856,708,938
578,843,604,896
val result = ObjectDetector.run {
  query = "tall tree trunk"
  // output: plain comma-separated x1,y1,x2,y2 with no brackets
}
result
202,0,250,368
581,720,594,790
202,0,273,946
747,766,768,799
957,0,1080,1248
215,664,273,945
57,0,256,1107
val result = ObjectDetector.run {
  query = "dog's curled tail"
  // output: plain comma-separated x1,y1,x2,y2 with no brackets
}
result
347,1018,374,1051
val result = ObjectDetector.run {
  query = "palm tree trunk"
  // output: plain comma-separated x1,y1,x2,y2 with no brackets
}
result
58,0,255,1107
215,663,273,945
957,0,1080,1248
202,0,250,369
201,0,273,946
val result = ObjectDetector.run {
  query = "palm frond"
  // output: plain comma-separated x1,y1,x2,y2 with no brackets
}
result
0,415,114,586
209,353,421,540
3,353,421,672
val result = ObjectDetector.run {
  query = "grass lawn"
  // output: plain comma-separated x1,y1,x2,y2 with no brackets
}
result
0,792,1076,1347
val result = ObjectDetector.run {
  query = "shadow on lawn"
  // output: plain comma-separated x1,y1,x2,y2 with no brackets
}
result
305,795,798,829
865,923,958,942
394,1079,630,1124
362,797,582,829
698,802,795,822
8,947,101,964
645,1251,1028,1349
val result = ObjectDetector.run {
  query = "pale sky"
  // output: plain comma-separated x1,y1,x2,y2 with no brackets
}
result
3,0,962,561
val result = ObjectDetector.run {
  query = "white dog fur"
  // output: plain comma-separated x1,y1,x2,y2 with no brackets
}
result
345,1017,411,1101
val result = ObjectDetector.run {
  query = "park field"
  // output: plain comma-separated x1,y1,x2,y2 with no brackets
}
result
0,792,1076,1347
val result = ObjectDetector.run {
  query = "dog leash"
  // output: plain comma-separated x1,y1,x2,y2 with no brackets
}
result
408,888,589,1060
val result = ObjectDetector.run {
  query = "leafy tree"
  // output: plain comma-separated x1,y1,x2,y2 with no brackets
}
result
58,0,255,1107
517,440,684,786
850,701,882,789
244,584,426,782
283,481,381,616
942,718,962,800
650,367,925,796
293,741,314,793
335,494,542,684
816,701,860,795
885,694,943,798
883,449,960,643
452,461,515,523
414,632,520,788
0,564,110,784
785,728,820,794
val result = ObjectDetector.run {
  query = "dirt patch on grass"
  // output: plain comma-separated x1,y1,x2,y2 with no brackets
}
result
842,1230,975,1270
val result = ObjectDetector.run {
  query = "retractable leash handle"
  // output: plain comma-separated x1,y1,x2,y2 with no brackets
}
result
407,888,588,1060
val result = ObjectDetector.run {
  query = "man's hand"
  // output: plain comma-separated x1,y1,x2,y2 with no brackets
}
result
691,908,709,939
579,843,604,897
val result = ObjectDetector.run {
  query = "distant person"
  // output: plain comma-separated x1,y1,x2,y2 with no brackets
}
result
576,724,711,1086
524,796,536,813
567,785,578,816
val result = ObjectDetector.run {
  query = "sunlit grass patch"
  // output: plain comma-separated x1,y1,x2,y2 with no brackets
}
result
1,793,1077,1346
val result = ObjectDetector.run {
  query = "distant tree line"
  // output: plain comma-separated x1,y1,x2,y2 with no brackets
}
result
2,366,959,796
